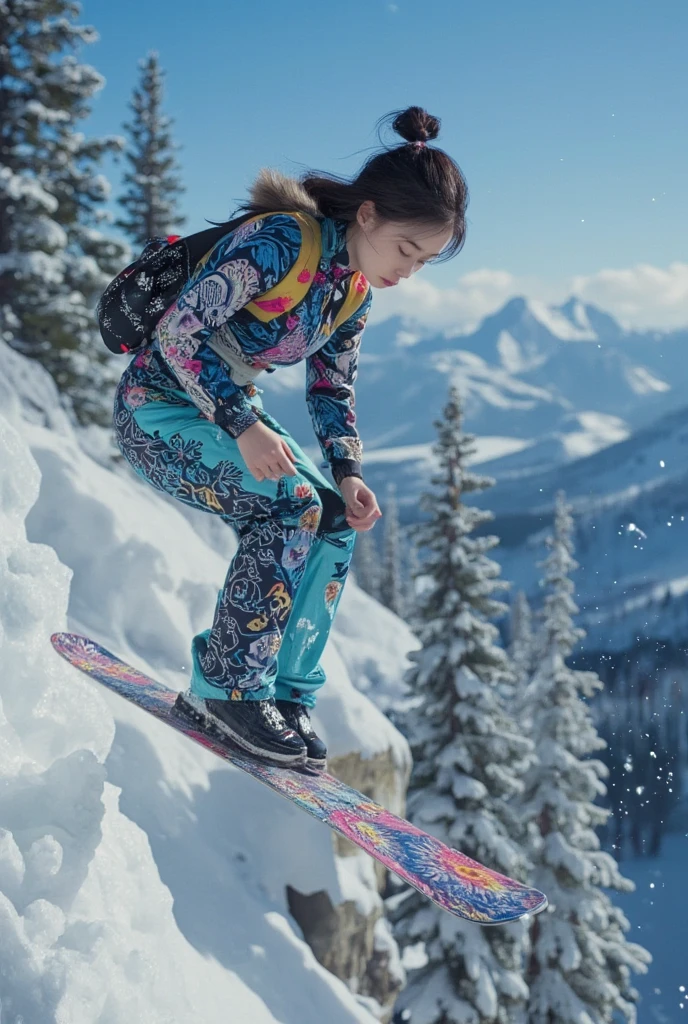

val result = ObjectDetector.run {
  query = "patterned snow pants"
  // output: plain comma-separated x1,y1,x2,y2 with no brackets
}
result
113,349,356,707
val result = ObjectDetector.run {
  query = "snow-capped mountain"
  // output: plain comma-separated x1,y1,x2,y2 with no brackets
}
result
476,398,688,653
259,295,688,506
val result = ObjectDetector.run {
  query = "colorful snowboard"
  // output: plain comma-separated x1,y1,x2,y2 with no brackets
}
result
51,632,548,925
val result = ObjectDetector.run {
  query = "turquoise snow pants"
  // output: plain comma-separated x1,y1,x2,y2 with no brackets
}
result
113,359,356,708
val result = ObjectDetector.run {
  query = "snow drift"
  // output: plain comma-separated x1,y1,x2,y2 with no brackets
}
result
0,339,417,1023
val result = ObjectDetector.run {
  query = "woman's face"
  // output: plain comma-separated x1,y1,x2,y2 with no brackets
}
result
345,201,453,289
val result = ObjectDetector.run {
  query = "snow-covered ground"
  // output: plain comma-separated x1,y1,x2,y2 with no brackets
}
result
0,341,417,1023
612,834,688,1024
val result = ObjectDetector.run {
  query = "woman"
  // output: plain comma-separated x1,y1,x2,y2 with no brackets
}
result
113,105,468,768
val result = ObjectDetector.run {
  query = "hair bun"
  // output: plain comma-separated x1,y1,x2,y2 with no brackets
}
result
392,106,440,144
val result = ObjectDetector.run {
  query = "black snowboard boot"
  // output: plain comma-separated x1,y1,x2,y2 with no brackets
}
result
174,691,307,766
275,700,327,768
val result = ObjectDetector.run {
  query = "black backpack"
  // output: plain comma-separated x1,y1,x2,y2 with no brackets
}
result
97,210,370,355
96,217,251,354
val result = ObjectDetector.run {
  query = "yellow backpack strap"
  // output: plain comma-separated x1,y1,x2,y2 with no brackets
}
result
328,272,370,336
197,210,368,330
245,210,321,322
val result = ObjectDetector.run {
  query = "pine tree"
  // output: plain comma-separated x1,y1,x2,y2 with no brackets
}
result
403,529,421,628
520,490,651,1023
116,51,186,246
508,591,533,684
0,0,128,425
391,385,533,1024
352,526,382,600
505,590,534,707
380,481,405,617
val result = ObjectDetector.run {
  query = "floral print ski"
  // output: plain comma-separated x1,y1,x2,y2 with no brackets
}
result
51,632,547,925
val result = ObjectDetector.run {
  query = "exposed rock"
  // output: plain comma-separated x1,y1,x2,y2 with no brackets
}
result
286,746,410,1021
329,747,410,881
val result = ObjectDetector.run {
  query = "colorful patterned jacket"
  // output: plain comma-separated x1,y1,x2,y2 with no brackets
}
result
149,179,372,486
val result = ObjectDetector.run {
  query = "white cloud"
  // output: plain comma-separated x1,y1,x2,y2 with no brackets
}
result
571,262,688,330
367,262,688,334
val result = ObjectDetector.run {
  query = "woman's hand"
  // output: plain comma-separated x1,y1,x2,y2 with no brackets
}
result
339,476,382,532
237,420,297,481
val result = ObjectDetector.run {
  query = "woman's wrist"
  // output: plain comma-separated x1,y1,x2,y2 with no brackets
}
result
331,459,363,486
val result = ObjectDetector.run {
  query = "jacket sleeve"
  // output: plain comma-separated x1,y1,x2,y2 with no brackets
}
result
305,286,372,486
153,213,302,438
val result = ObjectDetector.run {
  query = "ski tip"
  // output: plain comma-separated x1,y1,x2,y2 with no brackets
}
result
51,631,80,645
479,890,548,926
529,892,549,917
51,631,80,653
51,631,93,648
51,632,101,661
51,631,72,652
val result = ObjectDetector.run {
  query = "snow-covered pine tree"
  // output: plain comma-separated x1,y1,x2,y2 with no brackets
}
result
504,590,535,707
380,481,405,617
0,0,128,425
403,527,421,628
508,591,533,682
519,490,651,1024
390,384,533,1024
116,51,186,246
352,526,382,600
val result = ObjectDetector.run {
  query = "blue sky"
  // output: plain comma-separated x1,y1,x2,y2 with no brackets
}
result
77,0,687,328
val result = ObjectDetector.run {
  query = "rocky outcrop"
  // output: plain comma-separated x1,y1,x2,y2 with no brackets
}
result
286,746,411,1021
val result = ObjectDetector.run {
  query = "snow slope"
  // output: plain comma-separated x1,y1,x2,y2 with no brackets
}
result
473,400,688,654
0,340,417,1023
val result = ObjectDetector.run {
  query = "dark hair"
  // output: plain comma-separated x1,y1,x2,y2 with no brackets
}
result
220,107,468,264
301,106,468,263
